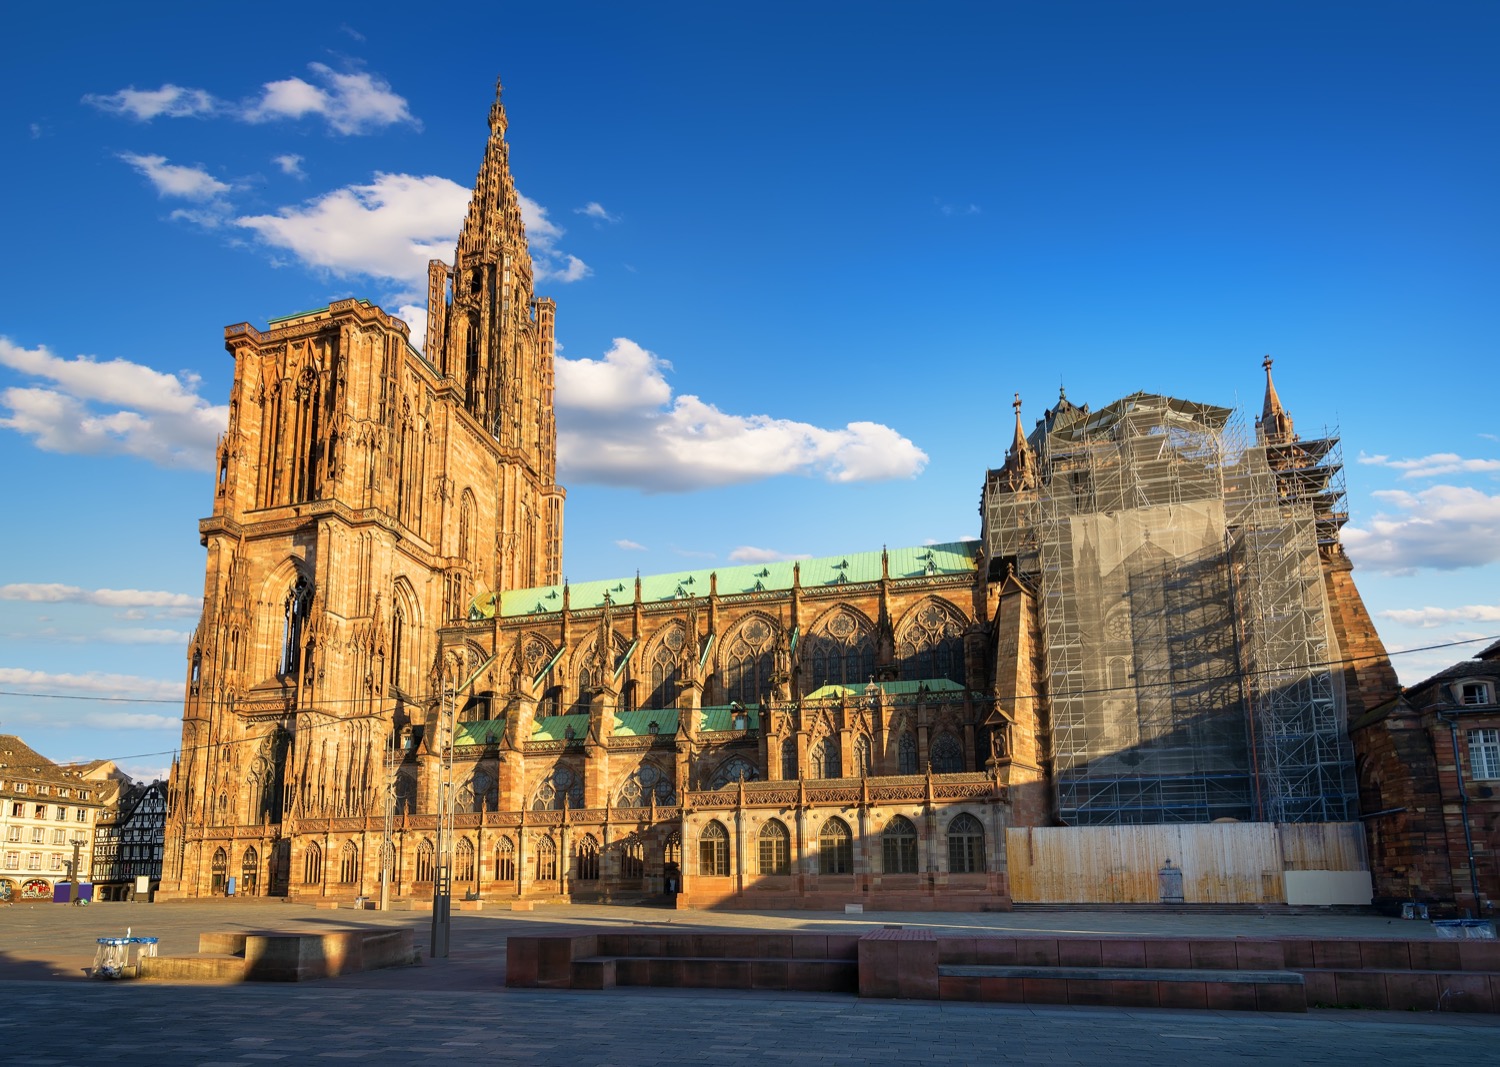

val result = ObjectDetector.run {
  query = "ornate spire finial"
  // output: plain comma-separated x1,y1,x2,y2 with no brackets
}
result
1260,354,1294,444
488,77,508,134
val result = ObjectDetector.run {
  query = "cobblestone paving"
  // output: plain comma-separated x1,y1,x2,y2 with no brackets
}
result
3,900,1497,1065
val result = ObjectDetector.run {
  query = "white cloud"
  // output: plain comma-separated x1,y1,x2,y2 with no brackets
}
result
728,546,813,564
1343,485,1500,573
0,583,199,610
84,84,220,120
396,303,429,351
245,64,417,135
99,628,193,645
555,338,928,492
119,152,230,201
575,201,619,223
1379,605,1500,629
1357,451,1500,479
236,173,470,289
0,667,181,702
614,539,648,551
273,153,305,178
0,337,227,470
81,712,181,731
518,194,591,283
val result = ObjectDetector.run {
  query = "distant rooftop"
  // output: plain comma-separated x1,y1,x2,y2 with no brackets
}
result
470,541,980,620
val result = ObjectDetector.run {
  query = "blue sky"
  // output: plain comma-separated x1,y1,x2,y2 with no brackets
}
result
2,1,1496,778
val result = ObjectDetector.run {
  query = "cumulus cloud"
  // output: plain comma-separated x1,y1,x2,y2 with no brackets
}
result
614,539,648,551
1343,485,1500,573
1358,451,1500,479
0,337,227,470
245,64,417,135
87,66,416,136
555,338,928,492
0,583,199,610
236,173,470,289
728,546,813,564
0,667,182,702
84,84,220,120
99,628,193,645
119,152,230,201
273,153,305,178
1379,605,1500,629
575,201,619,223
518,194,591,283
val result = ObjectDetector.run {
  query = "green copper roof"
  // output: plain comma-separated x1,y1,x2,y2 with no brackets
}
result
614,709,679,737
265,300,376,325
454,719,508,746
531,713,590,742
471,540,979,620
803,678,967,702
699,704,761,733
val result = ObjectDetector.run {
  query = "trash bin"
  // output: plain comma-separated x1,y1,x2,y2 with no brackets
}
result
226,875,236,897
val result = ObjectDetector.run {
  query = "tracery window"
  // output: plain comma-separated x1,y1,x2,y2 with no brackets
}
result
241,846,259,894
303,842,323,885
464,771,498,813
211,847,227,894
698,821,730,877
854,735,873,777
818,818,853,875
708,756,760,790
897,600,967,684
495,837,516,881
806,609,876,689
758,819,790,876
455,838,476,882
394,772,418,815
724,616,776,706
532,766,584,811
619,836,644,880
279,576,312,678
339,841,359,884
648,626,684,710
947,813,985,874
576,835,600,881
894,735,918,774
415,840,434,883
930,732,964,774
535,836,558,882
617,763,676,807
781,737,798,781
810,736,841,779
882,816,919,874
390,601,406,691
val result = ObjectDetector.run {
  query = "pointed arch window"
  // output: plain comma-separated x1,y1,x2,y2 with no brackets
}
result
947,813,985,874
897,600,967,685
532,766,584,811
854,735,873,777
807,609,876,688
724,617,776,706
898,732,919,775
210,846,227,894
648,627,683,710
535,836,558,882
495,837,516,882
576,835,600,881
882,816,919,874
699,821,729,877
617,763,675,808
810,736,841,779
818,817,853,875
390,601,406,692
338,841,359,884
758,819,790,876
780,737,798,781
279,576,312,678
455,838,476,882
241,846,259,894
302,842,323,885
709,756,760,790
394,771,418,815
930,732,964,774
415,840,434,883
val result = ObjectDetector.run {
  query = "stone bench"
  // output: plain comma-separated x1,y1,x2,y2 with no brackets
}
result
937,964,1307,1012
570,955,857,992
140,927,416,983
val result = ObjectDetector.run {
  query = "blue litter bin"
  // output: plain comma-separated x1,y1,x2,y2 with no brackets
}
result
226,875,236,897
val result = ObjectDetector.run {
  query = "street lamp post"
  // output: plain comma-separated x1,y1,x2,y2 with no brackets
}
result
67,838,88,905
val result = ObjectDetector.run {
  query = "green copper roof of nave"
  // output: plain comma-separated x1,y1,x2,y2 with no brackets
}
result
470,541,980,620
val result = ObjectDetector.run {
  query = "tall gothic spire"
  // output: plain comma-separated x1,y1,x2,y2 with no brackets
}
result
1258,355,1296,444
996,393,1038,492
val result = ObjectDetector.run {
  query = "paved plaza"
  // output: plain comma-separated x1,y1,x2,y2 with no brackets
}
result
2,900,1499,1064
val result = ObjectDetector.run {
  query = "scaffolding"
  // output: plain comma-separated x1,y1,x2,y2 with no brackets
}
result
983,392,1356,825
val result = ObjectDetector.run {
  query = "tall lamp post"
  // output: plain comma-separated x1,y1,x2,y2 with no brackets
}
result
431,650,497,958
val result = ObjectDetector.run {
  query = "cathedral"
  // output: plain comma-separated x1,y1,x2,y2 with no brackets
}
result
159,81,1398,909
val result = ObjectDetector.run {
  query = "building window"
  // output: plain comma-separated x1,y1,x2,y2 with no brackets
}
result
415,840,434,883
709,756,760,790
455,838,476,882
758,819,791,876
781,737,798,780
576,835,600,881
535,836,558,882
339,842,359,885
1461,682,1494,707
931,732,964,774
882,816,919,874
211,847,228,893
303,842,323,885
30,828,43,844
724,616,777,706
620,836,644,880
4,827,17,842
648,627,682,710
51,830,65,845
55,807,67,821
897,732,918,775
818,818,853,875
699,821,730,877
1469,729,1500,781
897,599,968,685
242,847,259,895
532,766,584,811
49,854,64,871
75,808,87,822
279,575,313,678
854,735,873,777
810,736,841,779
617,763,676,807
947,813,985,874
4,851,18,868
495,837,516,882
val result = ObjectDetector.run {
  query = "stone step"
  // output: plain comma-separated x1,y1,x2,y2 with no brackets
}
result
138,953,247,983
